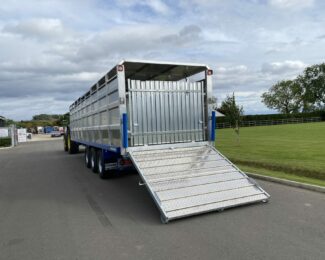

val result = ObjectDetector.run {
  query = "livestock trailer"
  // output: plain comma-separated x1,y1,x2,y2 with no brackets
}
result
64,60,269,223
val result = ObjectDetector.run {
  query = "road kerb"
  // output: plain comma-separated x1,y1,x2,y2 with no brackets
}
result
246,172,325,194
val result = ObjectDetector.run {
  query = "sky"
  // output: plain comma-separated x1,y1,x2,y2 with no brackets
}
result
0,0,324,120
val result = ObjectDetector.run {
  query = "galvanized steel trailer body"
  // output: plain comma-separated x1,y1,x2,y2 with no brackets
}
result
68,60,269,223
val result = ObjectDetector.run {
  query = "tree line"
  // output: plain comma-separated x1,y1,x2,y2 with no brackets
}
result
262,63,325,114
2,113,70,128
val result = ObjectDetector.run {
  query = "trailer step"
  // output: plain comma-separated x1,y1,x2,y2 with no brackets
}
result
128,142,270,223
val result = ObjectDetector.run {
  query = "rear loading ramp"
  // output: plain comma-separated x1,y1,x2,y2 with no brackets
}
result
128,142,270,223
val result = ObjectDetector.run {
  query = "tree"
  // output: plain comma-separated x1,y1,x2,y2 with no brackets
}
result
208,95,218,110
297,63,325,110
261,80,303,114
32,114,61,121
54,113,70,126
218,93,243,143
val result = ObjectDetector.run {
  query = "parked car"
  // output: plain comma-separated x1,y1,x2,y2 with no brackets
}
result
51,131,62,137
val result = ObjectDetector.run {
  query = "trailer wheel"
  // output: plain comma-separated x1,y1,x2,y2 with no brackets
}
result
85,147,91,168
97,150,106,179
68,134,79,154
63,134,68,152
91,148,98,173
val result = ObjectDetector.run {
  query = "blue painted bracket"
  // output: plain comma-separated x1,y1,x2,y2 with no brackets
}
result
122,113,128,148
211,111,216,141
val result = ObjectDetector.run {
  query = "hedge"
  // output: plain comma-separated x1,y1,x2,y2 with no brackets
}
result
216,111,325,124
0,137,11,147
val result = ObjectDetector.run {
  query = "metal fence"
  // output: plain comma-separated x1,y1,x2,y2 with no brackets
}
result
216,117,322,129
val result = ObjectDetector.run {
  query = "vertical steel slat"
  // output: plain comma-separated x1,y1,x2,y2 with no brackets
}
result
182,81,187,141
200,81,204,141
193,82,198,141
157,81,162,144
169,81,174,143
174,82,178,142
151,81,155,144
144,81,147,144
189,82,194,141
175,82,179,143
176,81,181,142
164,81,168,144
160,81,166,144
166,82,170,144
154,81,158,145
135,80,140,145
150,81,156,144
128,79,133,146
187,82,191,141
146,81,150,144
196,82,203,141
197,81,202,141
170,82,174,142
201,81,206,141
145,81,150,144
187,82,192,141
136,80,141,145
186,81,190,141
181,81,185,142
140,81,145,145
164,82,170,143
172,82,176,143
155,81,161,144
192,82,198,141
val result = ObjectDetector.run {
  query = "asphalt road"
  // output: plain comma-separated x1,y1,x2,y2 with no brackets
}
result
0,141,324,260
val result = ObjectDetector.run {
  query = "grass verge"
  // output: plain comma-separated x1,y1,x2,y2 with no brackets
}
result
238,164,325,187
216,122,325,186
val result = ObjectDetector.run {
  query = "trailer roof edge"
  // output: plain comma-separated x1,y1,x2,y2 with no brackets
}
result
118,59,210,69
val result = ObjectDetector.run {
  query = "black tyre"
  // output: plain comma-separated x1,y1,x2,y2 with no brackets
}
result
91,148,98,173
97,150,106,179
85,147,91,168
68,134,79,154
63,134,68,152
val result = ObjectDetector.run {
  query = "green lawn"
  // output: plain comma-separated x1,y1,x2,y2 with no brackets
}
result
215,122,325,186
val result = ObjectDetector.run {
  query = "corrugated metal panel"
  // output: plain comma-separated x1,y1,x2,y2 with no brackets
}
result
128,80,206,146
128,142,270,223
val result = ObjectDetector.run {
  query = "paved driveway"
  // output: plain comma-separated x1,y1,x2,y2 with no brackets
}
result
0,141,324,260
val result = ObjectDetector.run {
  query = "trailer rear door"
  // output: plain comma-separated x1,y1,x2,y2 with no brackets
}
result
127,79,206,146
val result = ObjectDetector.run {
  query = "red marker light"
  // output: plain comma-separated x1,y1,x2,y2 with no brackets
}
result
207,69,213,75
117,65,124,72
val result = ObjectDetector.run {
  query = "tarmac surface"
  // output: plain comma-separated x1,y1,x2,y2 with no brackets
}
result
0,140,324,260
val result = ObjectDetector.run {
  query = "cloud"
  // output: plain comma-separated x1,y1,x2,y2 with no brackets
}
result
261,60,307,75
217,65,248,75
159,25,202,46
2,18,68,40
269,0,314,9
117,0,170,15
0,97,73,120
0,0,323,119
